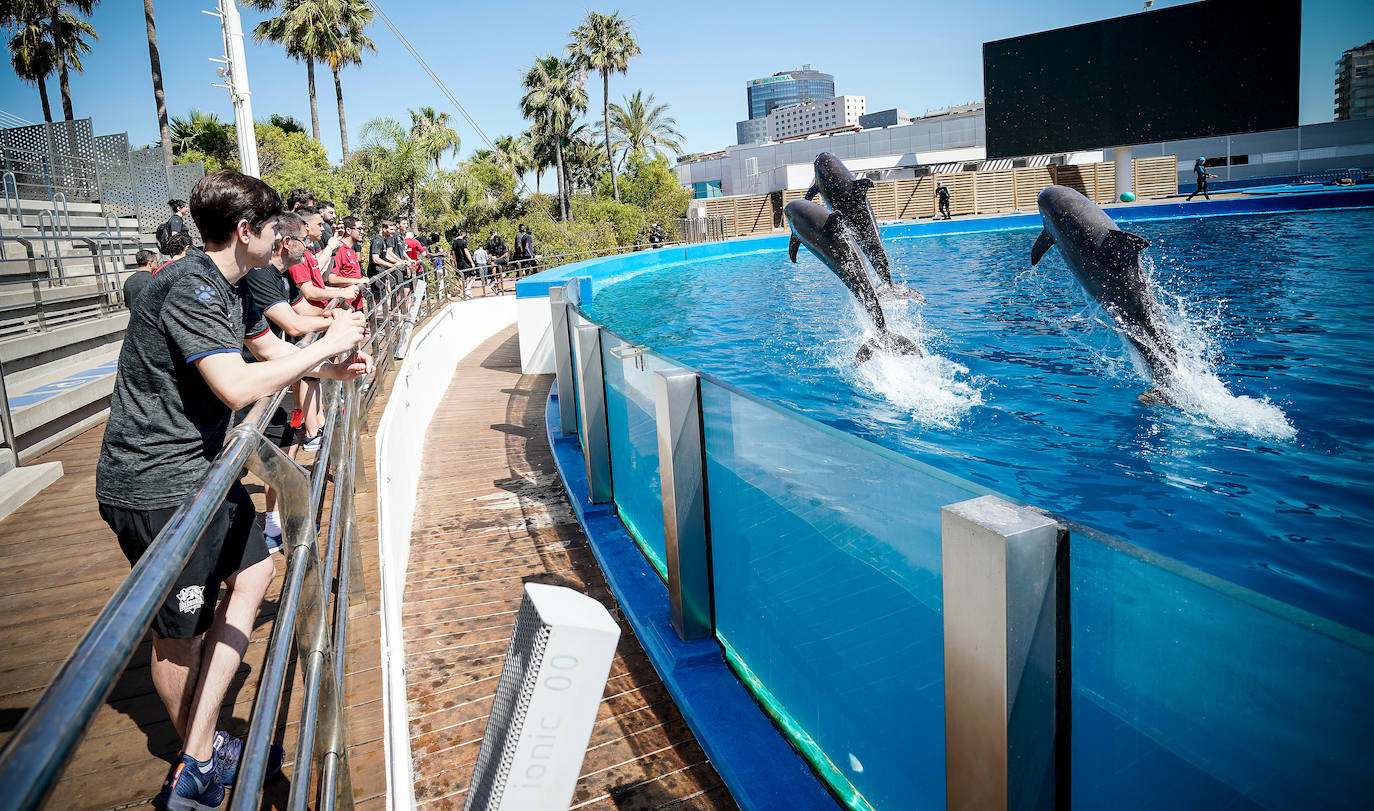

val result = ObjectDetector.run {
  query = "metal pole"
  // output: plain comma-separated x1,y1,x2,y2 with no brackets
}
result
213,1,259,177
0,358,19,470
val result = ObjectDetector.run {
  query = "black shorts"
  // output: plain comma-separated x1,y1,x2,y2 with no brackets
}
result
100,482,270,640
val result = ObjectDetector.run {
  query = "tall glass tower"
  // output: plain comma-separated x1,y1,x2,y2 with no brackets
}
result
736,65,835,144
746,66,836,120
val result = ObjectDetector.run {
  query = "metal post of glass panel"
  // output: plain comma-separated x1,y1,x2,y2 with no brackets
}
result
654,369,713,640
573,323,612,503
549,287,578,436
941,495,1067,811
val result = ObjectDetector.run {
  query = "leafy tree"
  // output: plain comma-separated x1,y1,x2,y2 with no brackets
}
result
171,109,237,171
1,1,96,122
564,127,608,192
45,0,98,121
567,10,639,202
410,105,459,170
607,90,684,169
267,113,306,133
353,115,430,224
3,1,57,121
617,150,690,232
256,119,348,211
521,54,586,221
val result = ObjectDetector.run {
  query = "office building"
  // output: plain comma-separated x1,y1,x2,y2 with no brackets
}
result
735,118,768,146
768,96,866,141
1335,40,1374,120
735,65,835,144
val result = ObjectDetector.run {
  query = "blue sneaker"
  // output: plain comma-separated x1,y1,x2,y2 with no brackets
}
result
152,753,224,810
212,730,285,788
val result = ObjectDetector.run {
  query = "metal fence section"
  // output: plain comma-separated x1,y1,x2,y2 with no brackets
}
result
0,262,455,811
676,214,729,243
94,133,136,218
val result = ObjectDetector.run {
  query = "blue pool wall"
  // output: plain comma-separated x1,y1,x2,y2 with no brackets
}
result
524,190,1374,811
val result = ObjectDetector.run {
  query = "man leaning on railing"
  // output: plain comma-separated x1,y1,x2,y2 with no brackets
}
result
94,170,372,811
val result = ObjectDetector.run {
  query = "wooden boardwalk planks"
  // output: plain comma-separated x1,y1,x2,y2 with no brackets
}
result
402,325,737,811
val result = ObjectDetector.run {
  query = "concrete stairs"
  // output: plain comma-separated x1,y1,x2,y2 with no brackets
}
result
1,196,143,465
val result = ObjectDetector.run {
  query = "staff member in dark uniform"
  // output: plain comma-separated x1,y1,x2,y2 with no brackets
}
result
1186,157,1218,201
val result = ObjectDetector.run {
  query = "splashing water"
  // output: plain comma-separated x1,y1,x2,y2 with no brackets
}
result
1129,259,1296,440
822,297,984,429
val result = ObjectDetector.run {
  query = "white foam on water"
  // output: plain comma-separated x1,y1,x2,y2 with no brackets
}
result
1131,262,1297,441
824,299,984,429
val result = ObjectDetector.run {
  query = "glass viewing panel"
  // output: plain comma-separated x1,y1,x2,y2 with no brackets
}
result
600,329,669,577
1070,529,1374,810
698,376,991,811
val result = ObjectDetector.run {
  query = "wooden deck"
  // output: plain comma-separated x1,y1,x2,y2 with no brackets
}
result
0,316,739,809
402,326,737,810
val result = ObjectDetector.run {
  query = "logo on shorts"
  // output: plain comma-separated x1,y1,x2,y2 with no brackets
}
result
176,585,205,614
194,283,216,303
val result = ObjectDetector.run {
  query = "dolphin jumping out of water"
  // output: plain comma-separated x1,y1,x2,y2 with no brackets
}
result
785,198,922,364
797,152,926,303
1031,185,1179,405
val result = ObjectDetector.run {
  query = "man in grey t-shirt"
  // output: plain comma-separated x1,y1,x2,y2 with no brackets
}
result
96,170,372,808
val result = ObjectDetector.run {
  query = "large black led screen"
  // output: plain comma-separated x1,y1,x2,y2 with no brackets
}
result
983,0,1300,159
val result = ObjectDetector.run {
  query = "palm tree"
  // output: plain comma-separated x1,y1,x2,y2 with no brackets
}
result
143,0,170,168
567,11,639,202
3,2,57,122
357,115,430,224
249,0,331,143
319,0,373,161
266,113,305,133
563,127,608,192
491,133,533,181
46,0,98,121
171,109,236,165
527,128,555,196
607,90,684,169
521,54,586,221
410,105,459,170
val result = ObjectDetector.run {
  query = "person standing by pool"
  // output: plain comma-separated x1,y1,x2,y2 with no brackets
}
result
1186,157,1219,201
936,181,952,220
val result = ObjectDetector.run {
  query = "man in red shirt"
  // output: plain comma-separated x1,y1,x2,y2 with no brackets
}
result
286,206,356,308
404,228,425,270
333,215,367,309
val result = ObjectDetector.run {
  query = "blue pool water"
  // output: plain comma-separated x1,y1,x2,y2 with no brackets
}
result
586,208,1374,636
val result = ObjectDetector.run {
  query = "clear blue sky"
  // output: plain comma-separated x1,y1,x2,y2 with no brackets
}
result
0,0,1370,167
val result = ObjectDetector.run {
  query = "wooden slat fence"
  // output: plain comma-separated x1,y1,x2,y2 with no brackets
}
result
697,155,1178,233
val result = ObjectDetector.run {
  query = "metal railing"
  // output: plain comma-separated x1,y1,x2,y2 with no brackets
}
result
0,262,454,810
0,357,17,471
0,232,145,339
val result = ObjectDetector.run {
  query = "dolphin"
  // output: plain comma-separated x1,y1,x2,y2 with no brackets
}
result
796,152,926,303
1031,185,1179,405
784,198,922,364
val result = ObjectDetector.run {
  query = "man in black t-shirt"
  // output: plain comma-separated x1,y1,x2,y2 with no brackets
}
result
486,231,510,292
368,221,400,300
96,171,371,809
452,229,473,271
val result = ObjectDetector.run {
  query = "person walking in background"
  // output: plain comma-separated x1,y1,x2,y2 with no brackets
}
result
472,243,490,296
156,200,190,255
122,249,159,308
453,228,475,297
1186,157,1219,201
935,181,952,220
513,224,535,275
486,230,510,293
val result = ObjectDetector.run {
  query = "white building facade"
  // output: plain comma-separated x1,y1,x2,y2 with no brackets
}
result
677,108,1374,199
767,96,866,141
